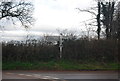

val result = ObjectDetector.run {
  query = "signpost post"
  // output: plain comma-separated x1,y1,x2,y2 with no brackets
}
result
59,33,63,59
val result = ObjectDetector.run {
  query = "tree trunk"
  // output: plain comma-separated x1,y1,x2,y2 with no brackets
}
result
97,2,101,40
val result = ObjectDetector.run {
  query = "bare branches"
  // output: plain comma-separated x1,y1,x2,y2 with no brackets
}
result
76,3,102,40
0,1,34,28
76,8,97,16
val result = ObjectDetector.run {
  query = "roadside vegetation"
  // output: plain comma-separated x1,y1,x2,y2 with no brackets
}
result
2,39,120,70
2,60,120,70
1,0,120,71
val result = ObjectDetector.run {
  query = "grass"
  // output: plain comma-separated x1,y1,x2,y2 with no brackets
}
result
2,60,120,71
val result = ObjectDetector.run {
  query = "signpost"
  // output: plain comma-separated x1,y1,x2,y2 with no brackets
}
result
59,33,63,59
44,34,65,59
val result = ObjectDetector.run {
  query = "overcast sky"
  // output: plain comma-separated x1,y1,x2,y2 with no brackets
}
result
1,0,97,41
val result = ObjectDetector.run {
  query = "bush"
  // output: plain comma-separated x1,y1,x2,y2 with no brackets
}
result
2,39,118,63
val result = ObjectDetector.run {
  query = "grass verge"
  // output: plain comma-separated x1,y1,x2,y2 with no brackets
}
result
2,60,120,71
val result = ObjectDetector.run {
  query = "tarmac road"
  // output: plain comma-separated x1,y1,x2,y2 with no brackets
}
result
2,70,119,81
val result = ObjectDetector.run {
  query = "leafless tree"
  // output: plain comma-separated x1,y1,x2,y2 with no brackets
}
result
77,0,118,40
0,1,34,28
56,29,77,40
76,2,101,40
101,1,115,39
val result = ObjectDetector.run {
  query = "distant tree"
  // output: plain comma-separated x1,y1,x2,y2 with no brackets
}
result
76,1,101,40
97,1,101,40
114,2,120,40
0,1,34,28
56,29,77,41
84,22,95,40
77,0,117,40
101,1,115,39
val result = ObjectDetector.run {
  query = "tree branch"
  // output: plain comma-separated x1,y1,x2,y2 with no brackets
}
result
76,8,97,16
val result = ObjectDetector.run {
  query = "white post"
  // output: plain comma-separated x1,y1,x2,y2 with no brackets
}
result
59,33,63,59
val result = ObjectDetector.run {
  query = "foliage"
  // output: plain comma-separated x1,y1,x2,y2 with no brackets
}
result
2,39,118,63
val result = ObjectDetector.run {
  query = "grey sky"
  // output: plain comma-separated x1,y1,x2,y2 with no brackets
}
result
33,0,95,31
1,0,97,41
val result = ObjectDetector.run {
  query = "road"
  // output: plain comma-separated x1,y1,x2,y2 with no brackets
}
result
2,70,119,81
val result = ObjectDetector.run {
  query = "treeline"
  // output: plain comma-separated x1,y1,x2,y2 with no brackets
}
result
2,38,119,63
77,1,120,40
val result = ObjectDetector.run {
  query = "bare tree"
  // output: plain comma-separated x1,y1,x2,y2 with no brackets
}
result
97,1,101,40
0,1,34,28
84,22,96,40
76,2,102,40
56,29,77,40
101,1,115,39
114,2,120,40
77,0,117,40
